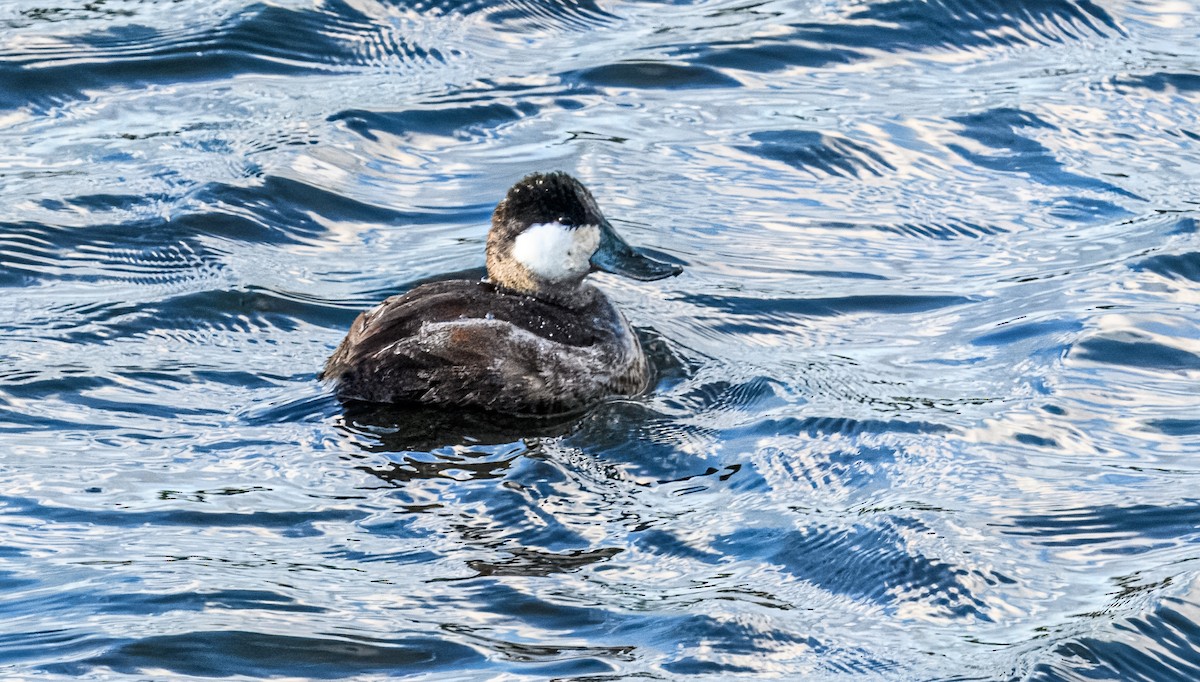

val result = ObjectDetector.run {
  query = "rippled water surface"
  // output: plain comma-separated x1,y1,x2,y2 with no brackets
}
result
3,0,1200,678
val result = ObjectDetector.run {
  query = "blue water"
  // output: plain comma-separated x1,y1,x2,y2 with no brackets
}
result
2,0,1199,678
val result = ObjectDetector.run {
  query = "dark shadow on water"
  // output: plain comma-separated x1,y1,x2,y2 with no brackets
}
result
566,61,740,90
1,1,438,111
483,0,619,33
1073,332,1200,372
0,494,365,532
1029,596,1200,682
46,630,484,678
714,517,1005,621
1116,72,1200,94
463,546,623,578
93,589,325,616
324,331,712,583
332,327,694,455
330,102,534,142
1000,500,1200,551
1146,419,1200,436
677,0,1119,77
336,400,585,454
949,108,1142,201
680,291,975,318
1132,252,1200,283
739,129,896,179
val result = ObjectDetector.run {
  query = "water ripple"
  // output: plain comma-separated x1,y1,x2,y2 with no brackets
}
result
0,2,436,110
569,61,741,89
330,101,534,142
1032,595,1200,682
740,130,897,179
1002,501,1200,553
678,0,1120,77
682,292,975,318
0,494,366,530
950,108,1141,199
716,517,1002,621
2,0,1199,677
484,0,619,32
1133,252,1200,283
53,631,484,678
1073,332,1200,372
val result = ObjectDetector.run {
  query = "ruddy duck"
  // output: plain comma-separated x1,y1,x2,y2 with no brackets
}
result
322,171,682,414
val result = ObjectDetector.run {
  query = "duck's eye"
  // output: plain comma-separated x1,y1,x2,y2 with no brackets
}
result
557,216,573,227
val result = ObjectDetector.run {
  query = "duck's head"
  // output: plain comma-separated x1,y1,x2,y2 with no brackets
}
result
486,171,681,305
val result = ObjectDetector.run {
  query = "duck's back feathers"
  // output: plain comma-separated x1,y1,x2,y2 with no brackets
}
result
322,280,647,414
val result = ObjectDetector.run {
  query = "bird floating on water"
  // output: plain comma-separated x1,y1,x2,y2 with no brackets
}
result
322,171,682,415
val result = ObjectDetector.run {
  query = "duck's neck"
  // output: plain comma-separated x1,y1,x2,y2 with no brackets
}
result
486,277,598,310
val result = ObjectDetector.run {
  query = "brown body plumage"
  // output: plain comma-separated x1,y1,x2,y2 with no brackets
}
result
322,172,681,414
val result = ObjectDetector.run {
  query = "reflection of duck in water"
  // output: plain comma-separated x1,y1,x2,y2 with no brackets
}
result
322,172,682,415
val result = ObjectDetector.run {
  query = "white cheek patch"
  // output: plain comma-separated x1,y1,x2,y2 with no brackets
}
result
512,222,600,281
